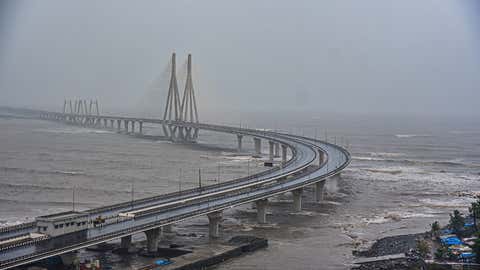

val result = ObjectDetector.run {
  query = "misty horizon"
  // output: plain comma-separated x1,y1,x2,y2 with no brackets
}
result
1,1,479,120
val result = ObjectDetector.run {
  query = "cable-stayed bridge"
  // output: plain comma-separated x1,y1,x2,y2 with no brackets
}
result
0,53,350,270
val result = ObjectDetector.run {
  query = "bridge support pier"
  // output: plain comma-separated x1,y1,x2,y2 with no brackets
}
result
253,138,261,156
207,211,223,239
117,120,121,131
292,188,303,212
331,173,341,180
131,121,135,134
319,150,326,166
60,252,77,267
315,181,325,202
110,119,114,129
255,199,268,224
236,134,243,152
274,143,280,157
268,141,275,161
103,119,107,128
139,121,143,134
163,224,173,234
145,228,161,253
124,120,129,133
120,235,132,250
281,144,288,164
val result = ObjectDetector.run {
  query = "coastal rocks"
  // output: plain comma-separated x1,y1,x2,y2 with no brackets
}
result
352,257,424,270
352,233,427,270
353,233,425,257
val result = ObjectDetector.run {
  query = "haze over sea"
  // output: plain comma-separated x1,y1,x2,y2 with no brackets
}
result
1,112,479,269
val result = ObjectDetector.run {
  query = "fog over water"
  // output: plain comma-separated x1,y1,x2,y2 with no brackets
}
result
1,1,480,270
0,1,480,119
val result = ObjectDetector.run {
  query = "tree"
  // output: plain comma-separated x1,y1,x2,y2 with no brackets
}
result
449,210,465,233
431,221,440,238
435,246,448,260
416,240,430,259
469,196,480,231
472,238,480,263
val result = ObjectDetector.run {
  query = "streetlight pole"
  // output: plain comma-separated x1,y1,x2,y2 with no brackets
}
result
179,168,182,192
198,168,202,189
131,182,134,210
72,186,75,212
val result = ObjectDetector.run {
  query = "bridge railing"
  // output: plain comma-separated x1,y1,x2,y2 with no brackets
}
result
86,147,297,216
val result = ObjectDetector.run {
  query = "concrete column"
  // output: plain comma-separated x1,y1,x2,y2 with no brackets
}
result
124,120,129,133
144,227,161,253
274,143,280,157
139,121,143,134
207,211,223,238
131,121,135,134
255,199,268,224
268,141,275,161
120,235,132,249
103,119,107,128
281,144,288,164
110,119,114,129
292,188,303,212
60,252,76,267
117,120,121,131
162,224,173,234
254,138,261,156
315,181,325,202
236,134,243,152
319,150,326,166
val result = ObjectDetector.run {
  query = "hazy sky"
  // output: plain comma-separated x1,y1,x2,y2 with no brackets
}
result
0,1,479,119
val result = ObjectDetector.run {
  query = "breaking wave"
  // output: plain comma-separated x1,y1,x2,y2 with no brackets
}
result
361,211,436,225
352,156,476,168
395,134,432,138
0,166,84,176
364,169,403,175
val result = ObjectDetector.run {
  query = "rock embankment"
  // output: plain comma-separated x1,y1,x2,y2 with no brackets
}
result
352,233,426,270
354,233,425,257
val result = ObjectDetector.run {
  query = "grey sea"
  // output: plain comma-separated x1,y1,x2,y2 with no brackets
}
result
1,112,479,269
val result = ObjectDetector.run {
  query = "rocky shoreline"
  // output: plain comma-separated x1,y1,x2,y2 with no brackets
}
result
352,233,427,270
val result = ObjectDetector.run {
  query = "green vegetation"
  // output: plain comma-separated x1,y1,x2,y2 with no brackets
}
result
449,210,465,233
416,239,430,259
431,221,440,238
434,246,451,260
472,238,480,262
469,196,480,231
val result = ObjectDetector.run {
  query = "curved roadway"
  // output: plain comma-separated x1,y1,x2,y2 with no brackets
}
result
0,111,350,270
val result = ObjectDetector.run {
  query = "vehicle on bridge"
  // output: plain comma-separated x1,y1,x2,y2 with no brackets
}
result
36,211,89,237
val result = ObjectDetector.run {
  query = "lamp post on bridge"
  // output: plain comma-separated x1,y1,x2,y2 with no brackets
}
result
198,168,202,189
178,168,182,192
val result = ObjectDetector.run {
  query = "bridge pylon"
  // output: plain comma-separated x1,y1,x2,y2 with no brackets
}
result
162,53,183,141
180,54,199,142
162,52,199,142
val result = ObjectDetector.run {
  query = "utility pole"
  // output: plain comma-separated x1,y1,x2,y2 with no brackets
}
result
179,168,182,192
131,182,134,209
72,186,75,212
198,168,202,189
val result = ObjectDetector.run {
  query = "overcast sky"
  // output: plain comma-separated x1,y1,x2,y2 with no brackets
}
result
0,1,479,119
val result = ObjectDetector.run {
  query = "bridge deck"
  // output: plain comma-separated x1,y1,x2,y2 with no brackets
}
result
0,108,350,270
